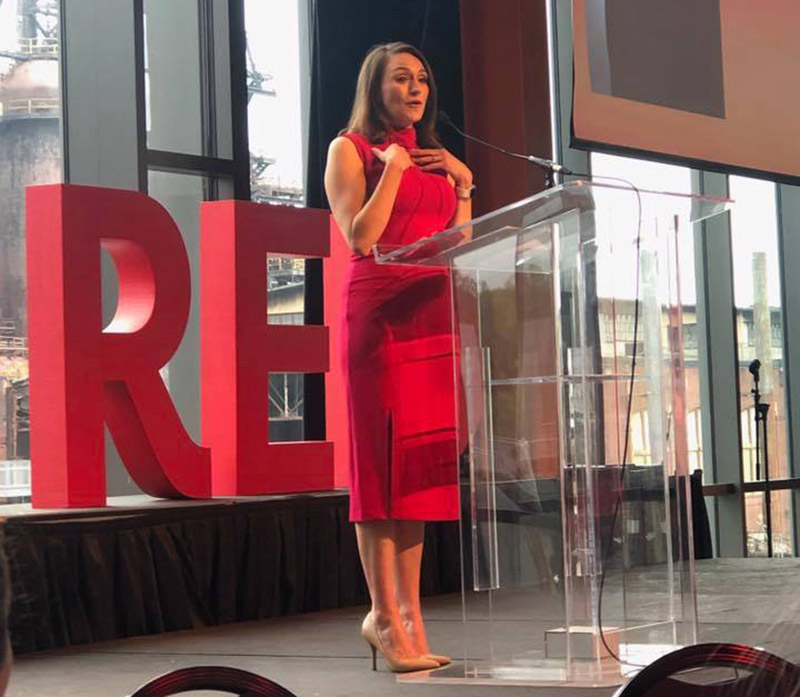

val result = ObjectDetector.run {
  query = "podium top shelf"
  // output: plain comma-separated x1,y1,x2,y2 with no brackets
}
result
373,179,732,271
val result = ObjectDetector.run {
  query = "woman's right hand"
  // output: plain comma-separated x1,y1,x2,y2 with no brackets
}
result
372,144,413,172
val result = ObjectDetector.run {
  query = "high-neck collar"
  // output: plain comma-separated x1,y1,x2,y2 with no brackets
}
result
388,125,417,149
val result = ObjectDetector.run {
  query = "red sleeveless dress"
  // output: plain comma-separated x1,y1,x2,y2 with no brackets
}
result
340,126,461,522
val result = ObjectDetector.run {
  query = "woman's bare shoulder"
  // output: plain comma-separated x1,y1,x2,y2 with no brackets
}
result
329,134,359,154
327,135,365,171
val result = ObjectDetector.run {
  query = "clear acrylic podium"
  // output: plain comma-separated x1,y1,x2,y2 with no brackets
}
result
374,181,731,687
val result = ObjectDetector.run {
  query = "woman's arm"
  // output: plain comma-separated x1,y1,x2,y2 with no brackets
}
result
411,147,473,233
448,177,474,229
324,137,412,257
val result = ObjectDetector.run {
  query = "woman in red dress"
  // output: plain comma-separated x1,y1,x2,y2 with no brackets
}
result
325,42,474,672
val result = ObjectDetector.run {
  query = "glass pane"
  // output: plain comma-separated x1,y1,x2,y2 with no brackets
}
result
589,154,708,474
745,491,768,557
145,0,203,155
148,171,206,441
0,0,63,500
729,177,790,489
687,409,703,471
246,0,307,441
771,489,794,558
149,171,305,443
745,490,793,558
245,0,306,203
268,372,304,441
267,255,305,441
267,256,305,321
144,0,232,158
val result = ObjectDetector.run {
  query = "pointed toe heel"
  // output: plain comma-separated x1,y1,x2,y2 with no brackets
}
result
424,653,451,667
361,614,439,673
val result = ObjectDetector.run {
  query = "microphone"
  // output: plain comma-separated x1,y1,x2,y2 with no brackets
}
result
749,359,761,378
437,110,573,175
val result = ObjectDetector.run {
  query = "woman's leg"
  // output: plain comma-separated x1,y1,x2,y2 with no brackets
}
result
355,521,419,658
393,520,430,654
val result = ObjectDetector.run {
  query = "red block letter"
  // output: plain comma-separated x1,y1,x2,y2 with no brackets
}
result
201,201,334,495
26,184,211,507
324,217,353,488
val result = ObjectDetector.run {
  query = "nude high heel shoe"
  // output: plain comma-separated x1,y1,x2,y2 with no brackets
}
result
424,653,451,667
361,614,439,673
399,614,451,666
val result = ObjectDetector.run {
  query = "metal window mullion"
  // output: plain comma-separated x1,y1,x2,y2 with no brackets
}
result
57,0,70,183
198,0,218,160
298,0,312,204
133,0,147,192
146,149,235,177
776,183,800,554
228,0,251,200
548,0,590,178
693,169,746,557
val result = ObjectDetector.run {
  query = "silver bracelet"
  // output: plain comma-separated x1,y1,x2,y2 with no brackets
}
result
455,184,476,200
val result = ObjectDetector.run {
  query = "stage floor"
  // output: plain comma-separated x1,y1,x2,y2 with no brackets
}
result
7,558,800,697
0,493,345,518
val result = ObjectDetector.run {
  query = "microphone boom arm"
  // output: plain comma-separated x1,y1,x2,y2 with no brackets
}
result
438,112,572,176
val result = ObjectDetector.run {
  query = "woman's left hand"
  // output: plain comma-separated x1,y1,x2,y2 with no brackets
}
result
409,148,473,188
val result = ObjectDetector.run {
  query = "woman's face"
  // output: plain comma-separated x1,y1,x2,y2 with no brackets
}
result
380,52,429,130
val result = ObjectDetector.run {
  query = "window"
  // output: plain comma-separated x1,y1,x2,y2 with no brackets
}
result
740,406,758,481
729,176,792,557
143,0,236,443
687,409,703,471
729,176,789,482
590,153,696,470
245,0,309,440
630,411,653,464
245,0,306,205
0,0,61,498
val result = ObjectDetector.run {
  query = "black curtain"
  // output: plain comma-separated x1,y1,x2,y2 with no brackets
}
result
303,0,465,440
6,497,461,654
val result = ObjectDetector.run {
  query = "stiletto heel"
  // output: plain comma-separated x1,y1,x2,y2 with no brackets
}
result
361,614,439,673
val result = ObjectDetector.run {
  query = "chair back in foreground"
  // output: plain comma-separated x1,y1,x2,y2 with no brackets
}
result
128,666,299,697
613,643,800,697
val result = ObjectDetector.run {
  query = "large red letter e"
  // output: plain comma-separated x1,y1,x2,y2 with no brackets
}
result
26,184,211,507
200,201,334,495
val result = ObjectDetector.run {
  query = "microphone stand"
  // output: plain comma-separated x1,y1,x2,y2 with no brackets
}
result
751,361,773,558
437,113,568,190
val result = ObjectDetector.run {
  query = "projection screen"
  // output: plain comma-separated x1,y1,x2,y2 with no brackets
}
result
571,0,800,183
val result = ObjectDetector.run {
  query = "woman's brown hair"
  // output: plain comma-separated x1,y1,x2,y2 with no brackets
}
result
344,42,442,148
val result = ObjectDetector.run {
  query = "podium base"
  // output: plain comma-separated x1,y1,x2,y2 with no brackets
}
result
545,626,621,660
